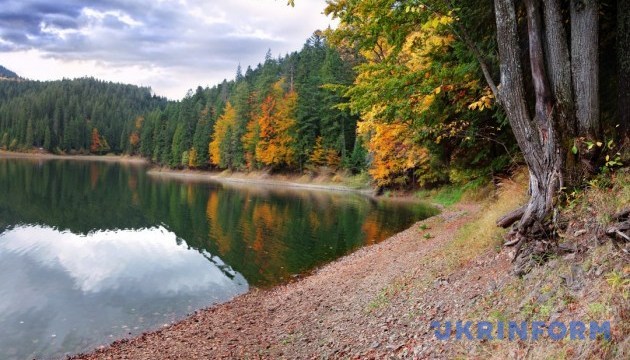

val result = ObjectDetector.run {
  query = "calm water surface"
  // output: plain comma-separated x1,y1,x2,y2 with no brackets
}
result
0,157,437,359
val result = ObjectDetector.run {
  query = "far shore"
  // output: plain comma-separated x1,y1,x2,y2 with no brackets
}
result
0,150,147,164
148,168,376,195
1,150,378,195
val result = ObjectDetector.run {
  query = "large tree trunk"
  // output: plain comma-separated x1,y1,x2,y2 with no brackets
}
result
619,0,630,142
494,0,563,240
571,0,600,140
542,0,581,186
493,0,603,274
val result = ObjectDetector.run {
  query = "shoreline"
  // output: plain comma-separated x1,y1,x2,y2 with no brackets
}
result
73,204,483,359
1,150,376,195
147,168,375,195
0,150,147,164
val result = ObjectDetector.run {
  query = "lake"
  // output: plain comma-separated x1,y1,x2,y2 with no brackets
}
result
0,157,437,359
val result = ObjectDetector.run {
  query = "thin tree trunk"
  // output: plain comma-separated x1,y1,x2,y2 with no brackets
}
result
619,0,630,141
571,0,600,140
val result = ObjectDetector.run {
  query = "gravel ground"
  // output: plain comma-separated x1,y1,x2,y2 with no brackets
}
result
73,203,513,359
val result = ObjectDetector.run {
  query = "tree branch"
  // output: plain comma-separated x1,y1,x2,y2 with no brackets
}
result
450,25,500,101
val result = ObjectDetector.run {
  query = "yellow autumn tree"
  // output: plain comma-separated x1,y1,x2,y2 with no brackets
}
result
242,116,260,170
255,78,297,168
309,136,327,166
359,120,429,187
327,12,469,187
188,147,198,168
309,136,341,168
128,115,143,153
209,102,237,167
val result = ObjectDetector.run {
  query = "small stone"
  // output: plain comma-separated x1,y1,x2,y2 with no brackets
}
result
574,229,587,237
370,341,380,349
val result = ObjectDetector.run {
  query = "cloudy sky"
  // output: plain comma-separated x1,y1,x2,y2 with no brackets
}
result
0,0,335,99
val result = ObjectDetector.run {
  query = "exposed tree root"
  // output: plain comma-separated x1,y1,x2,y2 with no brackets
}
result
505,206,630,277
497,205,526,228
502,220,561,276
511,237,558,277
605,207,630,258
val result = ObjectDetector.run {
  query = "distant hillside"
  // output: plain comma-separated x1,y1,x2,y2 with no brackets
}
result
0,77,167,153
0,65,18,79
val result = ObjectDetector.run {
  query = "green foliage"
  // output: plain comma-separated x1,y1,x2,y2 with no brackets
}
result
0,77,165,153
136,36,360,173
0,11,518,189
432,186,465,207
324,0,515,188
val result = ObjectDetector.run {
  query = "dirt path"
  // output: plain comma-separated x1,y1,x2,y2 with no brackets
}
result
73,202,515,359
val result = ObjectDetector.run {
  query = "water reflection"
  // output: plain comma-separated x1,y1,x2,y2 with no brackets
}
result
0,157,437,358
0,225,247,359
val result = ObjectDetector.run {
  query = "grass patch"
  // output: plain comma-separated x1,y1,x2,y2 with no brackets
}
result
439,170,528,270
587,302,608,319
416,176,495,207
575,170,630,225
432,186,465,206
343,171,371,189
366,279,408,312
366,288,389,311
605,270,629,299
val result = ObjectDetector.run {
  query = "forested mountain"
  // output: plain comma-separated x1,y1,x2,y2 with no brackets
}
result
139,34,363,174
0,78,166,153
0,65,18,79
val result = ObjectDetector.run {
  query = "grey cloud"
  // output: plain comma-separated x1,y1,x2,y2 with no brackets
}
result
0,0,332,97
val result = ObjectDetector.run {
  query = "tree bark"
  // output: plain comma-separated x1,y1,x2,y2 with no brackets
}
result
495,0,563,237
542,0,582,186
619,0,630,141
571,0,600,140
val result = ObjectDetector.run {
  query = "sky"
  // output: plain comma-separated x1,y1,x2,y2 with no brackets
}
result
0,0,336,99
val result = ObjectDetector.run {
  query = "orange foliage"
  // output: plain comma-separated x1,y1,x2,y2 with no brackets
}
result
360,121,429,187
210,102,237,166
206,192,231,255
90,127,110,154
128,131,140,148
309,137,327,166
309,136,341,168
90,128,101,153
255,79,297,167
